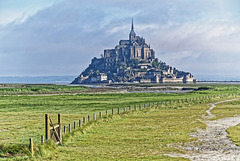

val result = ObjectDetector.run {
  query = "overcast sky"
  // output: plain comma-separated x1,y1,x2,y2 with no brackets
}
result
1,0,240,79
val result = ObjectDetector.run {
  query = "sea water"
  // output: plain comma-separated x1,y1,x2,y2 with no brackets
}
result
196,75,240,82
0,76,76,84
0,75,240,84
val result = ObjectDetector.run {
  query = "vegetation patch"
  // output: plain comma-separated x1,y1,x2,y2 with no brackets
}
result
0,84,89,95
210,99,240,120
0,144,28,159
227,125,240,146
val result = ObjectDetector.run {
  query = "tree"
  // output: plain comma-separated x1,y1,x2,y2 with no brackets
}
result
152,59,160,68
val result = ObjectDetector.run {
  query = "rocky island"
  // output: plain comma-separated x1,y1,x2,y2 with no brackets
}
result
72,20,196,84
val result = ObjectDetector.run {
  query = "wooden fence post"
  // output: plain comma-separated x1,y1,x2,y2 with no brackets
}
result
64,126,66,134
74,122,76,130
69,124,71,133
124,107,126,112
129,106,131,111
83,117,85,125
29,138,34,156
41,136,44,145
58,114,62,143
45,114,49,142
79,120,81,127
88,115,90,122
112,109,114,115
99,112,102,118
93,113,96,120
118,108,120,114
106,110,108,117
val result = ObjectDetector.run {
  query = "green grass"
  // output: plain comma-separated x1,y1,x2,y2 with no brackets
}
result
39,101,209,160
227,125,240,146
210,99,240,120
0,84,89,94
0,84,240,160
0,91,231,145
40,93,239,160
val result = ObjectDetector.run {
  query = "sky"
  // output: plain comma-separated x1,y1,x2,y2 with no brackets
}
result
1,0,240,79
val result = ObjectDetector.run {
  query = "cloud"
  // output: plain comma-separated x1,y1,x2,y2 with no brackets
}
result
150,20,240,52
0,0,240,78
0,0,57,26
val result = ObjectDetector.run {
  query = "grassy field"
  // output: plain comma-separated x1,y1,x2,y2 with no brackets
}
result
1,85,237,145
0,84,89,94
0,84,240,160
41,93,240,160
0,93,202,145
41,97,240,160
210,98,240,120
41,101,209,160
227,125,240,146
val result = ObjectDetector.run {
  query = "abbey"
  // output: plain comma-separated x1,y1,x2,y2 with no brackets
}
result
104,19,155,71
72,20,195,84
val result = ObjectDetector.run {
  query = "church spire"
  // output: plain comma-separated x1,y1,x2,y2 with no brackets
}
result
129,19,136,35
129,18,136,41
131,18,134,30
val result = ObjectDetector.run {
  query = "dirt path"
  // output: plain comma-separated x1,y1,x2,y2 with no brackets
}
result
167,99,240,161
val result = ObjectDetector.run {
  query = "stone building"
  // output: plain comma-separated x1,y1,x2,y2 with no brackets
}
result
71,20,196,84
104,19,155,70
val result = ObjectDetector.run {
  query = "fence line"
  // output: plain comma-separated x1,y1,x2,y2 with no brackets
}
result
60,93,239,138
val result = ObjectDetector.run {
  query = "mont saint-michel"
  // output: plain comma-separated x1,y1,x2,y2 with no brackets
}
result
72,20,196,84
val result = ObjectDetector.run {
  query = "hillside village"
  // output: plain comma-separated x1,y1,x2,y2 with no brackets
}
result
72,20,196,84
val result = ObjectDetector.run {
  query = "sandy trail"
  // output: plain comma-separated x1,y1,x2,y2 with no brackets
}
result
167,99,240,161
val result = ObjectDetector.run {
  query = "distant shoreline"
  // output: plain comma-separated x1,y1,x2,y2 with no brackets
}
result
197,81,240,84
0,75,240,84
199,80,240,82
